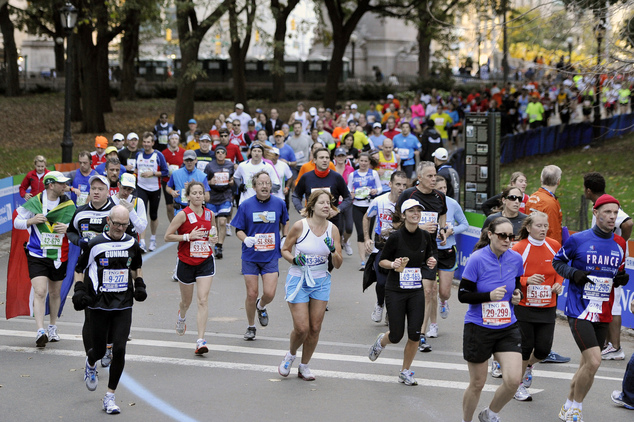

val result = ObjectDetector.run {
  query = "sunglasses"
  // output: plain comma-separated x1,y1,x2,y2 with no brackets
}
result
493,232,515,241
505,195,522,202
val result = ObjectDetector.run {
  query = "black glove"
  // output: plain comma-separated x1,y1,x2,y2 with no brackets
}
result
79,237,90,251
572,270,593,286
613,270,629,288
72,282,93,311
134,277,147,302
239,183,247,193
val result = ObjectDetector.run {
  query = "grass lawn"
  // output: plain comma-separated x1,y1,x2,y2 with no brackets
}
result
500,133,634,231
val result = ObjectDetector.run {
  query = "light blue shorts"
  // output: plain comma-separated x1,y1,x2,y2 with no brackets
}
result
285,274,331,303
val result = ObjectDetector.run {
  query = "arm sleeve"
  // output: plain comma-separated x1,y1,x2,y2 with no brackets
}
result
372,171,383,194
14,206,33,230
482,193,502,216
66,213,80,245
552,237,577,280
130,199,148,234
458,278,492,304
19,174,30,197
157,154,169,177
292,176,306,212
452,204,469,235
75,244,90,273
380,233,397,262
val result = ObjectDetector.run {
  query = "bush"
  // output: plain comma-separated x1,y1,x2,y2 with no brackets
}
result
408,77,455,93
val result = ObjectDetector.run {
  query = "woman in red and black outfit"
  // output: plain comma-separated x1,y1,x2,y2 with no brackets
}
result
164,181,217,355
20,155,50,200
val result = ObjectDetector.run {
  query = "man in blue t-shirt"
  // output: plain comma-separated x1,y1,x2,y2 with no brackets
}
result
392,121,422,184
165,150,210,215
70,151,97,206
231,170,289,341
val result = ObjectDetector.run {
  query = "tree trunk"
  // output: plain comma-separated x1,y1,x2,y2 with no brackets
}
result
78,26,105,132
417,24,432,79
0,2,21,96
323,35,347,109
97,39,112,113
119,9,140,101
71,34,83,122
270,16,287,102
229,40,248,108
174,43,200,131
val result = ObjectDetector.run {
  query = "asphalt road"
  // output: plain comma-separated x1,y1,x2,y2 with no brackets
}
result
1,203,632,422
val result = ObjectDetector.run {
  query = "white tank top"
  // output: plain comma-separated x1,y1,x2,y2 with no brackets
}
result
288,219,332,278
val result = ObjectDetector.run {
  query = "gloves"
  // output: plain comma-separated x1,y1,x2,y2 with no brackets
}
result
134,277,147,302
572,270,593,286
239,183,247,193
79,237,90,251
293,253,307,266
72,282,93,311
244,237,257,248
324,236,336,253
613,270,629,288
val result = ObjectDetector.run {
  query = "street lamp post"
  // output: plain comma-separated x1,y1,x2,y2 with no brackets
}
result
350,33,358,78
566,36,573,69
593,23,606,143
60,3,78,164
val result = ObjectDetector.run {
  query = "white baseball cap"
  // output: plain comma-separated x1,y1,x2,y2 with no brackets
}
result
120,173,136,188
271,147,280,155
432,147,449,161
113,133,125,142
127,132,139,141
401,199,423,213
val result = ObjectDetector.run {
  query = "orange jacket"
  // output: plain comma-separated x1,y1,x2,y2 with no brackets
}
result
295,161,337,186
512,237,563,308
526,188,563,243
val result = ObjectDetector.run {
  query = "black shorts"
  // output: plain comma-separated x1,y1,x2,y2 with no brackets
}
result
137,187,161,221
568,317,608,352
27,254,68,281
402,164,415,179
422,266,437,280
463,322,522,363
176,256,215,284
162,181,174,205
438,246,457,271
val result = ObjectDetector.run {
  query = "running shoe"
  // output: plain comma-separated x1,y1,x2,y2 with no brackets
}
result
558,404,568,421
84,358,98,391
522,364,533,388
172,274,179,282
602,342,617,355
47,325,60,342
384,311,389,326
478,407,500,422
611,390,634,409
244,326,256,341
418,335,432,352
195,339,209,355
226,224,232,236
439,299,450,319
101,344,113,367
426,323,438,338
35,329,48,348
278,352,295,377
514,384,532,401
343,240,353,256
148,239,156,251
602,345,625,360
368,333,384,361
398,369,418,386
176,311,186,336
490,360,502,378
139,240,147,253
298,364,316,381
542,350,571,363
103,393,120,414
359,261,365,271
215,246,223,259
371,303,383,323
256,298,269,327
565,407,583,422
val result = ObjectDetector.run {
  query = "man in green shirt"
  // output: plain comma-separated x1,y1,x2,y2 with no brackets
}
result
526,95,545,129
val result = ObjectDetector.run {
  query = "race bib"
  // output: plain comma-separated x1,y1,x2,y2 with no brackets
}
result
180,190,188,204
140,166,153,176
187,213,197,224
311,187,331,194
168,164,179,175
254,233,275,251
41,233,64,249
481,301,511,326
102,269,129,293
583,100,591,107
419,212,438,226
77,191,89,206
305,254,328,266
82,230,99,240
434,118,445,127
398,148,410,160
355,186,371,199
530,114,538,120
196,161,208,172
526,285,552,306
215,172,229,186
296,151,305,160
158,135,168,145
380,170,393,182
583,276,613,302
399,268,422,289
127,158,136,169
190,240,211,258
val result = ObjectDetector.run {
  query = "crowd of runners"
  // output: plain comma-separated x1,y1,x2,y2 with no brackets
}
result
12,87,634,420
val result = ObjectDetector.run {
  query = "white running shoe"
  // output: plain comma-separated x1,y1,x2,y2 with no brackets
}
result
398,369,418,386
602,343,625,360
103,393,120,414
490,360,502,378
278,352,295,377
478,407,500,422
371,303,383,323
47,325,60,342
298,364,316,381
439,299,450,319
84,358,98,391
195,339,209,355
558,404,568,421
101,344,113,368
176,311,186,336
426,323,438,338
139,240,147,253
368,333,384,361
565,407,583,422
148,239,157,251
343,240,353,256
226,224,232,236
514,384,533,401
35,329,48,348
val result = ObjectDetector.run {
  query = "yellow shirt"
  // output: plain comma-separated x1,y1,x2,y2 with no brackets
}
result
186,140,200,151
429,112,453,139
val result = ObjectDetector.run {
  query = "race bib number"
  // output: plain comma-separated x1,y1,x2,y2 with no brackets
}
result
196,161,208,172
180,189,187,204
190,240,211,258
583,100,592,107
398,148,410,160
127,159,136,169
168,164,179,176
380,170,393,182
355,186,371,199
77,191,89,206
41,233,64,249
255,233,275,251
399,268,422,289
296,151,305,160
530,114,538,121
158,135,168,145
526,285,552,306
215,172,229,186
481,301,512,326
419,212,438,226
82,230,99,240
434,118,445,127
187,213,197,224
305,254,328,266
583,276,613,302
102,269,129,293
140,166,153,176
311,187,331,194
